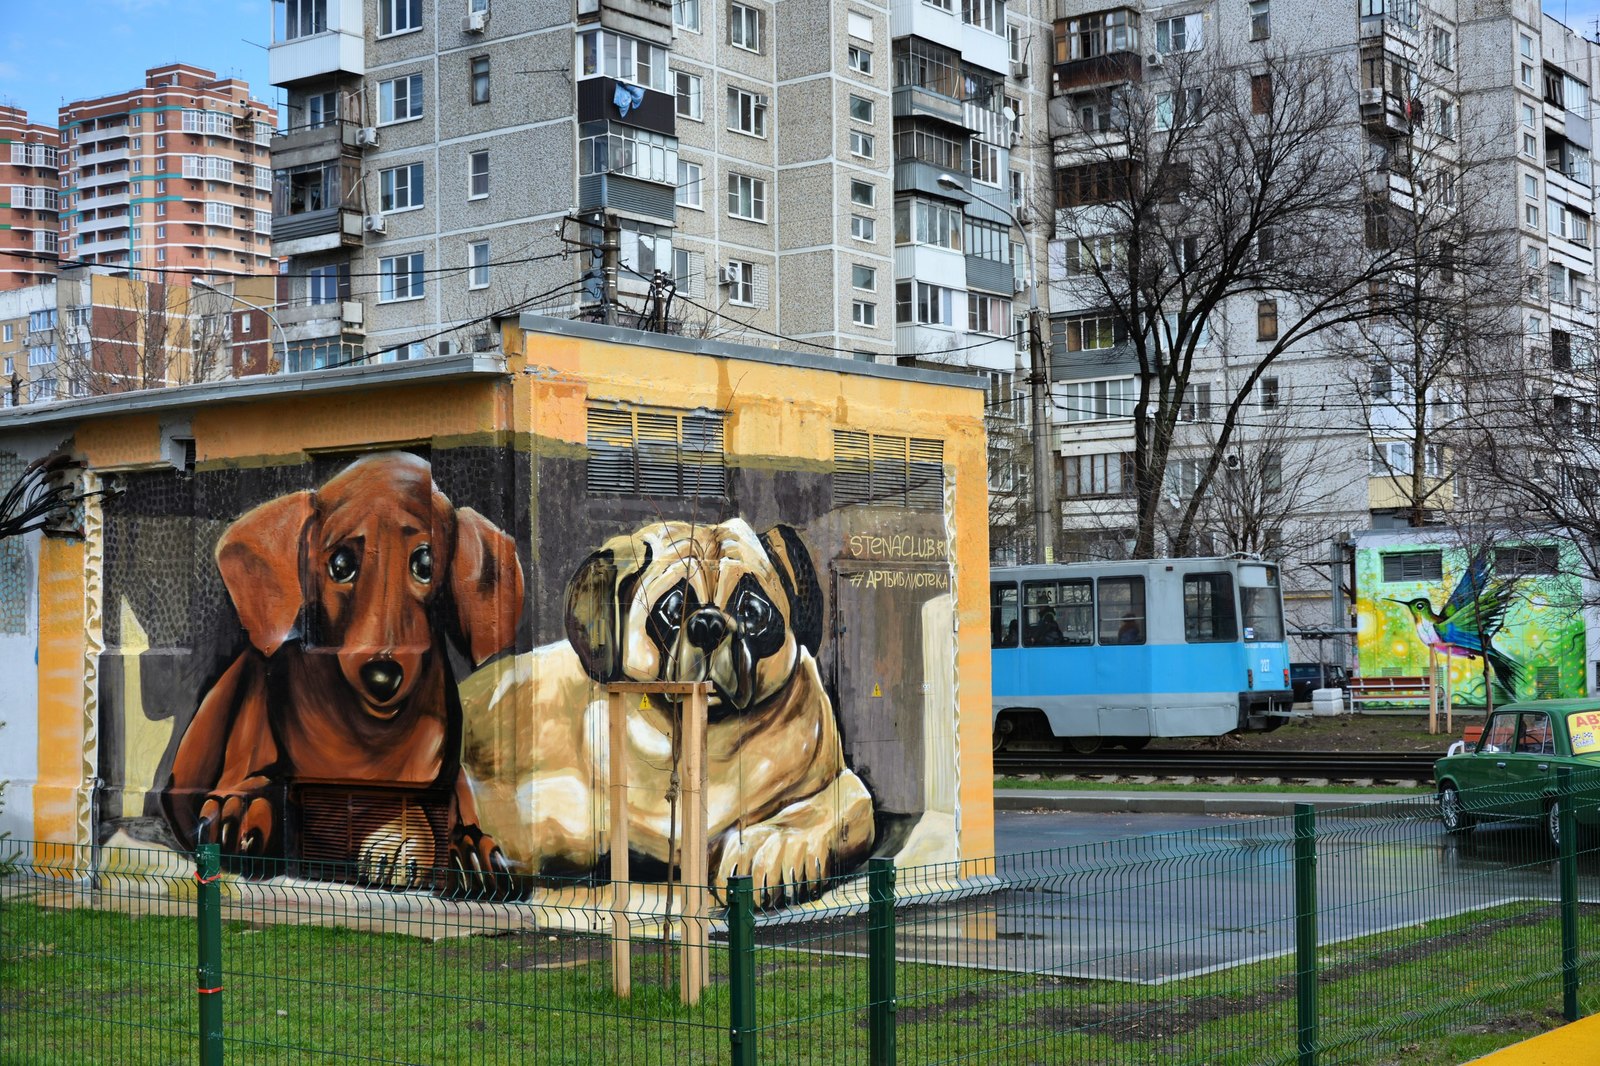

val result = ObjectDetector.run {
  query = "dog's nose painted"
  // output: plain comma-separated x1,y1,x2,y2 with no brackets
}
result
686,609,728,650
360,659,404,702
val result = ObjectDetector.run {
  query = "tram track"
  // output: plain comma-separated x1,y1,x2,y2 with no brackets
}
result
993,749,1442,783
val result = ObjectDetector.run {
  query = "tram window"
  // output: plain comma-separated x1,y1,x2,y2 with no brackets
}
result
991,584,1019,647
1097,576,1146,645
1183,572,1237,642
1022,579,1093,646
1238,565,1285,642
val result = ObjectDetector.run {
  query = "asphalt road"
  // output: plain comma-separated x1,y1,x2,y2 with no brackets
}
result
888,810,1591,985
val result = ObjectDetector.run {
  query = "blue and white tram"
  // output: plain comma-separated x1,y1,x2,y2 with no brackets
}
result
990,558,1294,753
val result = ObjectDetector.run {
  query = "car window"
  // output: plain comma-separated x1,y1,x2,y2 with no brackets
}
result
1480,714,1517,753
1569,710,1600,755
1517,713,1554,755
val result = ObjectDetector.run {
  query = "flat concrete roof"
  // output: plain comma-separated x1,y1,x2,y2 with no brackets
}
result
518,314,988,392
0,354,509,430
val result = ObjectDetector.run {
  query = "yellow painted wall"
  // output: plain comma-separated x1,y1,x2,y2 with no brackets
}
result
34,536,89,853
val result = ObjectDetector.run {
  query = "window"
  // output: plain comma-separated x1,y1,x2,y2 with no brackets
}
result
964,0,1001,34
676,160,703,208
586,406,726,498
851,179,876,207
379,74,424,124
832,430,945,509
1,325,10,343
469,150,489,198
28,344,54,365
469,56,491,105
379,0,422,35
1433,27,1453,69
1372,441,1443,478
674,0,700,31
852,264,877,290
1180,382,1213,421
1061,452,1132,497
852,300,877,326
1059,377,1135,422
851,214,875,241
379,252,425,302
1155,14,1202,53
379,162,424,212
1248,0,1270,40
1056,10,1137,61
578,29,670,92
1495,544,1559,577
1521,33,1533,58
894,280,956,325
964,218,1009,262
1527,203,1539,227
849,95,874,122
1256,299,1278,340
307,264,341,304
578,126,679,185
1184,573,1238,642
1526,174,1539,199
280,0,328,39
1156,88,1202,129
1055,162,1128,207
730,2,762,51
850,130,875,158
726,260,755,304
727,87,768,136
1381,551,1443,582
620,221,675,278
1250,74,1272,114
1098,577,1146,644
1522,63,1535,89
992,583,1020,647
968,293,1011,335
1435,99,1454,140
675,72,703,120
727,173,767,221
848,46,873,74
1063,313,1119,351
893,198,963,249
1259,376,1279,409
971,140,1000,184
1020,579,1094,646
468,241,490,289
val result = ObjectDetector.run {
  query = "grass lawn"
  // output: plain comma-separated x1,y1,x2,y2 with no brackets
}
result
4,895,1598,1065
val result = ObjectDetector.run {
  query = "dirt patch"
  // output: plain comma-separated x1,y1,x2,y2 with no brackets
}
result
1158,712,1483,755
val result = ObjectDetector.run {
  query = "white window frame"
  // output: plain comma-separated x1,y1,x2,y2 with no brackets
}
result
468,150,490,199
674,0,701,32
852,299,877,326
378,74,424,125
379,162,425,213
468,241,490,289
851,214,876,241
849,94,874,122
677,159,703,209
850,129,875,159
852,264,877,291
727,172,767,222
727,260,756,305
379,252,426,303
727,86,768,137
730,2,762,52
1154,14,1201,54
676,71,703,121
378,0,422,37
848,45,873,75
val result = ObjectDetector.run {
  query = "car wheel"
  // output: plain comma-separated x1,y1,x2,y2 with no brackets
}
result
1548,799,1565,851
1066,735,1103,755
1439,783,1474,835
1117,737,1150,752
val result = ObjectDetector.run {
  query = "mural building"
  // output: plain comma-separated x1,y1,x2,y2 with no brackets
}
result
1353,531,1598,707
0,317,993,906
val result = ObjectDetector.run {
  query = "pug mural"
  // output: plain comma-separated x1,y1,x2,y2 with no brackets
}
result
458,520,876,905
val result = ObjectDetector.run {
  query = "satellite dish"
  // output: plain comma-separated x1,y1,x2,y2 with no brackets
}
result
1002,106,1018,124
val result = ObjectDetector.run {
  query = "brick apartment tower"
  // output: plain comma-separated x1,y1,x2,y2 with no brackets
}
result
0,107,61,292
59,64,277,277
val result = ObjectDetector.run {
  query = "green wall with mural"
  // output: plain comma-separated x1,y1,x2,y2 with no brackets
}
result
1355,537,1588,707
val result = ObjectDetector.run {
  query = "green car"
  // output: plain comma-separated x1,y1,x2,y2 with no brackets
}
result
1433,698,1600,848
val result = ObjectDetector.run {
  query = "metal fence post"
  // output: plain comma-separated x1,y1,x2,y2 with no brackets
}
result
195,843,224,1066
868,857,896,1066
1293,803,1318,1066
1558,767,1579,1023
728,875,757,1066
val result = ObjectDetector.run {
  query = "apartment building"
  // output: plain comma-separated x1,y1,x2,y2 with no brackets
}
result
58,64,277,277
265,0,1051,390
0,107,61,292
1041,0,1600,633
0,271,278,405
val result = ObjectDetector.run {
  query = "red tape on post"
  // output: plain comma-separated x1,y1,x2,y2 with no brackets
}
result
194,872,223,885
197,986,223,995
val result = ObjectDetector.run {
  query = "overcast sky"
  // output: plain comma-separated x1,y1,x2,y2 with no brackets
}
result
0,0,1597,129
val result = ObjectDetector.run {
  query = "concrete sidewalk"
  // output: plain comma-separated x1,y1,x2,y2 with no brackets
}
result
995,787,1431,817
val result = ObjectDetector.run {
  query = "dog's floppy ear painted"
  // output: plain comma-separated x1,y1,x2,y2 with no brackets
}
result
215,491,313,657
761,524,824,655
565,531,653,682
450,507,525,666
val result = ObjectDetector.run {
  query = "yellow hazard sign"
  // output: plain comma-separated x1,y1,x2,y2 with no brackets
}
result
871,683,882,697
640,694,652,709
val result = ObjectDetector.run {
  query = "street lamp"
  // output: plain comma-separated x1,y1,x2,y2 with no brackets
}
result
936,172,1053,564
191,278,291,375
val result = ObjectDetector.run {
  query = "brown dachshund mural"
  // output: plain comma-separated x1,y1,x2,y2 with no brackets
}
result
459,519,875,904
161,451,523,889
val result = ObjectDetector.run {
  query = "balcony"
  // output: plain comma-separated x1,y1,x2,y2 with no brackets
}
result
1359,88,1417,134
270,0,364,85
1052,9,1142,93
271,120,363,171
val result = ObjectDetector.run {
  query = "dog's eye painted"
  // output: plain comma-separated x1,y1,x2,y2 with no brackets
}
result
410,544,434,584
655,587,686,629
328,546,359,584
734,589,776,635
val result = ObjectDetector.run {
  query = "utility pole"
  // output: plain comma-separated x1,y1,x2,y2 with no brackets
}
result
600,212,620,326
1028,305,1053,564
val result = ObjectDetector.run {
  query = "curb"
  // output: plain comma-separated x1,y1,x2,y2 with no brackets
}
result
995,789,1434,818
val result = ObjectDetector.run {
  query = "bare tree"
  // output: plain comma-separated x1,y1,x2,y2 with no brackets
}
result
54,279,236,397
1052,47,1444,559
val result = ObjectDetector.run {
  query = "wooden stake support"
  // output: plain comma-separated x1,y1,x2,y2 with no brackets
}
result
605,681,710,1005
1428,648,1439,736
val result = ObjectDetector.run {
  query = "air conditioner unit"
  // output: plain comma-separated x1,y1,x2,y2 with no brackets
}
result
355,126,380,148
721,263,741,285
437,339,455,356
1147,52,1163,66
363,214,387,234
463,10,487,32
1009,129,1022,148
340,301,363,328
473,332,495,352
1015,205,1032,225
1010,60,1029,82
1012,277,1027,294
1225,453,1242,470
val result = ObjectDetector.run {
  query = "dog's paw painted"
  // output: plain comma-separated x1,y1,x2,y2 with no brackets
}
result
196,787,278,860
356,809,437,890
448,824,523,901
714,821,842,907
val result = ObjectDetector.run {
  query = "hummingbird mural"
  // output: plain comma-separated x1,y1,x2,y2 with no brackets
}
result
1386,551,1524,698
